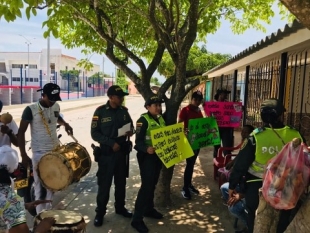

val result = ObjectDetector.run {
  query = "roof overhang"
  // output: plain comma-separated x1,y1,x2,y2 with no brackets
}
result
203,20,309,77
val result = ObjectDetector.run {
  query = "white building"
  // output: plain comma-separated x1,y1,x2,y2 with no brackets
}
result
0,49,100,89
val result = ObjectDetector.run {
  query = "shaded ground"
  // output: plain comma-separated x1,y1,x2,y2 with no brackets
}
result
48,135,243,233
20,97,243,233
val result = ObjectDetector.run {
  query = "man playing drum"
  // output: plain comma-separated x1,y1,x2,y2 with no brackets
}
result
18,83,73,214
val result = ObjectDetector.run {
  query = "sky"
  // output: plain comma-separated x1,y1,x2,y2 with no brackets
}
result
0,4,290,83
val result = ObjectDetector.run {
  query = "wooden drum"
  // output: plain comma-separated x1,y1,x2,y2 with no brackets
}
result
37,142,91,191
33,210,86,233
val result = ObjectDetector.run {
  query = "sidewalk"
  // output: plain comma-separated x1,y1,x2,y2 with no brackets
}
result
19,97,243,233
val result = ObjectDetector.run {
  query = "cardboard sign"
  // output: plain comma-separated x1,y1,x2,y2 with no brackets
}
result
151,123,194,168
204,101,242,127
188,117,221,150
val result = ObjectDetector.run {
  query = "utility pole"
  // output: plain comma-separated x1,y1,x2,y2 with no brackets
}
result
47,36,50,83
19,34,35,85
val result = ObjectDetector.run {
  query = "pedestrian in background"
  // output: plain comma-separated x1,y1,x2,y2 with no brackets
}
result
178,91,204,200
91,85,134,227
131,95,165,233
213,89,234,158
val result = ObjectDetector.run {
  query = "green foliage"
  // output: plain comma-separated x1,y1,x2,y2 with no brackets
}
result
0,0,283,103
158,45,231,78
60,69,80,80
151,77,161,86
87,73,104,84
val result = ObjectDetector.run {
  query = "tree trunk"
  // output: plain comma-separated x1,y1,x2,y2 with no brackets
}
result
154,99,181,206
254,189,280,233
285,196,310,232
280,0,310,29
154,166,175,206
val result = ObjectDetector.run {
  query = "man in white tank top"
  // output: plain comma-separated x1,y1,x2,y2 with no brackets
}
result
17,83,73,214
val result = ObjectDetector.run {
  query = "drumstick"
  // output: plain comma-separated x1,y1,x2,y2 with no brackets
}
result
69,134,78,143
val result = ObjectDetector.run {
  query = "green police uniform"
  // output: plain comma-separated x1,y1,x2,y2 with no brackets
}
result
229,124,302,233
91,100,133,217
132,112,165,224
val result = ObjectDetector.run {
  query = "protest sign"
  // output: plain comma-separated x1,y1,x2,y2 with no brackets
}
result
203,101,242,127
151,123,194,168
188,117,221,150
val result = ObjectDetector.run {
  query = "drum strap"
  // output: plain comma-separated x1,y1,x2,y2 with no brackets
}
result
37,103,57,148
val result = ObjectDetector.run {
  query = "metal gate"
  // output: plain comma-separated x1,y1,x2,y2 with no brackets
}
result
284,49,310,141
245,57,281,127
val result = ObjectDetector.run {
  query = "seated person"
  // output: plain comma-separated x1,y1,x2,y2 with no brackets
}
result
218,125,254,184
0,145,55,233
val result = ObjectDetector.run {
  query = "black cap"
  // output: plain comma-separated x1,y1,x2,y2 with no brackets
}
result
107,85,129,97
216,88,231,94
145,95,164,107
192,91,203,100
37,83,62,101
261,98,285,115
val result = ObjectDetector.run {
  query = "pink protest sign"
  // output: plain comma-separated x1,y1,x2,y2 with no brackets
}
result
203,101,243,127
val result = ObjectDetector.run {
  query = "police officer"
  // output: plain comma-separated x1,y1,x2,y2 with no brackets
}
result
131,95,165,233
91,85,134,227
227,98,302,233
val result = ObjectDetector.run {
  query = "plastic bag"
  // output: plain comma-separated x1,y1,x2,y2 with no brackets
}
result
262,138,310,210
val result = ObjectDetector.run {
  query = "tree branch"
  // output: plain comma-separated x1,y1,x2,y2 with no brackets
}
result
146,41,166,80
105,41,141,85
181,0,199,54
149,0,178,63
64,1,147,75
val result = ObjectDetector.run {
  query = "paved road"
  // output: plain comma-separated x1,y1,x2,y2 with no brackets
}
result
5,96,237,233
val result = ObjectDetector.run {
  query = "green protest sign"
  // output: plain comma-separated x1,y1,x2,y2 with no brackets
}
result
187,117,221,150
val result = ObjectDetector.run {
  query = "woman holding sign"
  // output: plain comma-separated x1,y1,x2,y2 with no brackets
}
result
131,95,165,233
178,91,204,200
212,89,234,158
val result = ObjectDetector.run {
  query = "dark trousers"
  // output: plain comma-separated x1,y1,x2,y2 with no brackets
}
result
213,127,234,158
132,152,162,222
245,181,262,233
183,149,200,188
245,181,293,233
96,150,127,215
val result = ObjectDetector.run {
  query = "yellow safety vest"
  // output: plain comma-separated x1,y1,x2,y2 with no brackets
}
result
248,126,302,178
142,113,166,146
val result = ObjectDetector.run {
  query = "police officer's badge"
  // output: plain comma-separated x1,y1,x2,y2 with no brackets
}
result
92,121,97,128
92,116,99,128
240,138,248,150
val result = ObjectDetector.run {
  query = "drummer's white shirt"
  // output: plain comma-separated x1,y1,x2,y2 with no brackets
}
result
28,102,60,152
0,120,18,147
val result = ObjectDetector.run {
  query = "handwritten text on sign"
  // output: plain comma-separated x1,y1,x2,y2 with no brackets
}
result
188,117,221,150
204,101,242,127
151,123,194,168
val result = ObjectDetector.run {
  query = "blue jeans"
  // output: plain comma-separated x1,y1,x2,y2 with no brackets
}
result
220,182,247,228
229,199,247,228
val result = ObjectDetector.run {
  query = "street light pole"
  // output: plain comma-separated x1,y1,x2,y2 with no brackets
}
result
19,34,34,84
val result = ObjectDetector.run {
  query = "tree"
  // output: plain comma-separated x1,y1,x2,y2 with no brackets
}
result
158,44,231,79
60,70,80,81
150,77,161,86
280,0,310,30
87,72,111,84
0,0,280,206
